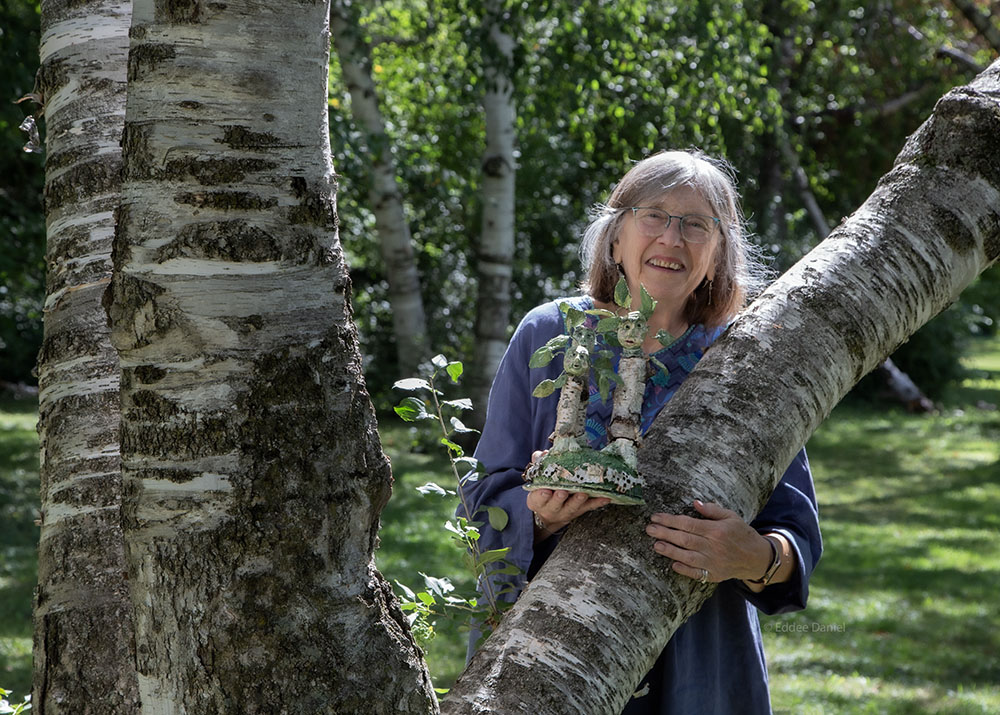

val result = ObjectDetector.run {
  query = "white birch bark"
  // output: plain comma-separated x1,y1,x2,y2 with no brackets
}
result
470,0,517,426
330,0,429,375
443,59,1000,715
107,1,437,711
33,1,139,712
777,132,933,411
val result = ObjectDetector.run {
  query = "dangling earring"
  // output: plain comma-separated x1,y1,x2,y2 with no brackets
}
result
707,279,714,306
616,262,625,276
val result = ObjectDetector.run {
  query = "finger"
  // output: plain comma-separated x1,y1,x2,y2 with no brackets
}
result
651,538,700,565
647,524,706,551
525,489,553,512
560,493,607,519
693,500,737,520
649,512,706,534
671,560,715,584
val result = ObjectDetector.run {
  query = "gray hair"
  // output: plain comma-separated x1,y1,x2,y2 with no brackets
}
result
580,149,768,327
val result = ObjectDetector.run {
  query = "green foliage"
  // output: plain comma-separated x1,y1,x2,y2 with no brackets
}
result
329,0,993,402
0,397,39,702
391,355,519,644
0,687,31,713
0,0,45,384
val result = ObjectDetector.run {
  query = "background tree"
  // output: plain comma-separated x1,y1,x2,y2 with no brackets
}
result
469,0,518,426
331,0,430,376
329,0,997,406
31,0,138,710
444,58,1000,714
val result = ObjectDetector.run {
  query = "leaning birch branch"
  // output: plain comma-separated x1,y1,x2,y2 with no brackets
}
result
443,58,1000,715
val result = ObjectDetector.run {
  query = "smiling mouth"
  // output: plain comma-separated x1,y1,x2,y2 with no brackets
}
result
647,258,684,270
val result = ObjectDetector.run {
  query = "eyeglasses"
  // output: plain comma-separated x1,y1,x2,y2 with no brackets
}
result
626,207,720,244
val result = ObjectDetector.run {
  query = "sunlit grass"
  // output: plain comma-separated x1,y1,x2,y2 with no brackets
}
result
3,335,999,706
764,337,1000,714
0,397,38,700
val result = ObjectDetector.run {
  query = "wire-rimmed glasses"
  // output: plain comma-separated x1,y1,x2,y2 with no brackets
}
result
626,207,720,244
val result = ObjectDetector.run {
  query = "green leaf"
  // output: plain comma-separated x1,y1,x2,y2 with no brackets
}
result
393,377,431,392
421,573,455,597
543,334,571,351
655,329,677,348
440,437,464,456
394,580,416,600
584,308,616,317
614,276,631,308
640,284,655,319
450,416,478,435
532,379,557,398
553,373,568,388
431,354,448,369
486,506,509,531
416,482,452,496
443,398,473,411
596,316,619,334
394,396,429,422
491,564,522,575
475,548,511,567
598,374,611,402
446,361,463,383
529,346,555,368
455,456,484,477
417,591,436,606
565,306,586,329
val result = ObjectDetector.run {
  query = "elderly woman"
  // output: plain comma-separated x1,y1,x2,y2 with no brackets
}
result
461,149,822,714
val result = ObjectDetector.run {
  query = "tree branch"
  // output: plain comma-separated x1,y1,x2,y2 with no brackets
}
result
443,58,1000,715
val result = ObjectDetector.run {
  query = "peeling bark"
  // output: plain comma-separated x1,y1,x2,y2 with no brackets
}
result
443,59,1000,715
107,0,437,711
33,1,139,712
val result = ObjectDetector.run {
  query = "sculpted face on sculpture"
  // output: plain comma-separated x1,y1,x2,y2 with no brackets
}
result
617,312,647,353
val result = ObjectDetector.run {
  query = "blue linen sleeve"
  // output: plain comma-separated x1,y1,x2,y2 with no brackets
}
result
737,448,823,615
457,302,567,593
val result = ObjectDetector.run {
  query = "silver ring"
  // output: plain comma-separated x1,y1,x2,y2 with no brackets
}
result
699,568,709,584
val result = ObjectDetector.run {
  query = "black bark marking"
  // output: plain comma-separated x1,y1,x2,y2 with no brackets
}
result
218,125,282,150
173,191,277,211
287,176,336,227
127,43,176,82
43,157,122,212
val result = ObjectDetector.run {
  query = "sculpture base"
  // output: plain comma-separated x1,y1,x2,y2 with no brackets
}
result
522,448,644,506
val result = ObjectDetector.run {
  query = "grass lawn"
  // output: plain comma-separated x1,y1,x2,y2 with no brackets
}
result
762,338,1000,714
2,335,998,710
0,396,38,704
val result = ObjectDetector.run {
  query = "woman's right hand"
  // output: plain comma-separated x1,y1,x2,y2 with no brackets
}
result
526,450,611,537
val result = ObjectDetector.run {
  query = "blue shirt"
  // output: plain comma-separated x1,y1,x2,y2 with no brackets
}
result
460,297,822,714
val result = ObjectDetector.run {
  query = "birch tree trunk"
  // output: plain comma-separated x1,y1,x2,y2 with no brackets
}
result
33,1,139,711
330,0,430,376
106,1,436,711
776,131,933,411
443,59,1000,715
469,0,516,427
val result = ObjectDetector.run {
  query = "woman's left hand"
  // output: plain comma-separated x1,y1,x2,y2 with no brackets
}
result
645,500,772,583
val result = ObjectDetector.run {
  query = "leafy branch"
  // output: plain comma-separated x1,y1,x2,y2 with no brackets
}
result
393,355,519,644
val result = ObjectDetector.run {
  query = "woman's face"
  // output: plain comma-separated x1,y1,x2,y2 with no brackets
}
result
611,185,719,312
